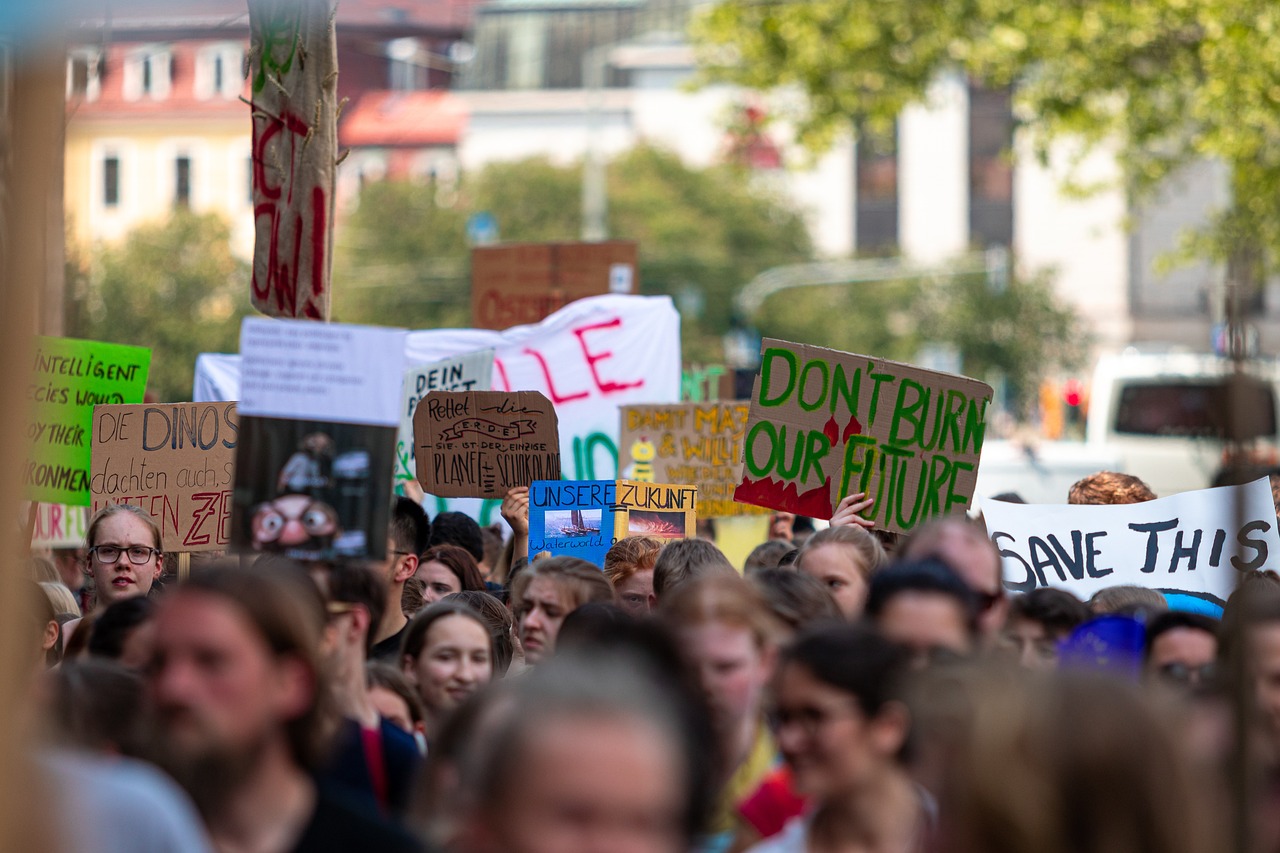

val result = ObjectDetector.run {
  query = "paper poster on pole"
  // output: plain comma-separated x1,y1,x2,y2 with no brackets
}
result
619,402,768,518
91,402,239,552
528,480,619,566
30,504,89,550
415,391,560,499
397,350,495,485
982,479,1280,606
471,241,637,330
26,337,151,506
733,339,993,533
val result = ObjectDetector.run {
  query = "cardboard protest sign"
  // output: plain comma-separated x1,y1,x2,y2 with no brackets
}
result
91,402,238,552
619,402,767,518
415,391,560,499
471,241,637,330
396,350,495,485
983,478,1280,606
732,339,993,533
26,337,151,505
528,478,698,566
30,503,89,549
528,480,619,566
232,319,405,561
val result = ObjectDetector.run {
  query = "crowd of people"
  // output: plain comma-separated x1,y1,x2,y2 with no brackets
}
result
20,468,1280,852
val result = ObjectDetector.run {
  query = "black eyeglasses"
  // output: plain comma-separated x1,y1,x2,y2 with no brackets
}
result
1158,661,1217,686
90,545,160,565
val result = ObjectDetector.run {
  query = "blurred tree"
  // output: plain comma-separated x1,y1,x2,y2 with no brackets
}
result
691,0,1280,305
65,211,250,402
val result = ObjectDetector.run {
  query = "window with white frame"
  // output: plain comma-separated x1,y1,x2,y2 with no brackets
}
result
102,153,121,208
122,46,172,101
67,48,102,101
195,43,244,100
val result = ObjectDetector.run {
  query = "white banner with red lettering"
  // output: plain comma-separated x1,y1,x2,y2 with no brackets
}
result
193,295,682,522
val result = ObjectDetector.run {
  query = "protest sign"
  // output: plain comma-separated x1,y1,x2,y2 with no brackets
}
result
415,391,560,499
91,402,238,552
619,402,767,518
528,478,697,566
982,478,1280,605
528,479,619,566
193,294,682,524
471,241,637,330
30,503,89,549
397,350,495,484
732,339,993,533
232,319,404,561
26,337,151,505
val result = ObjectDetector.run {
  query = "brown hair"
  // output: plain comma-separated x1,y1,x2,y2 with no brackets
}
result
444,590,515,676
798,525,887,580
86,504,162,551
652,539,735,599
366,661,425,726
178,561,333,770
511,556,615,615
603,536,662,588
1068,471,1157,505
421,544,486,593
660,573,782,650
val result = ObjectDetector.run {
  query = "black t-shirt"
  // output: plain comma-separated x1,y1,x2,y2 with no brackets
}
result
370,623,410,664
290,784,423,853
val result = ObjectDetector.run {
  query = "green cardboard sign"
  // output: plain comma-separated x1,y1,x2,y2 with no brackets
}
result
26,337,151,505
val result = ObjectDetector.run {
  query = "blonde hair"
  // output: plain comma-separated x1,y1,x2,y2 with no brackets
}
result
798,524,887,580
660,573,782,650
39,581,80,618
1068,471,1156,505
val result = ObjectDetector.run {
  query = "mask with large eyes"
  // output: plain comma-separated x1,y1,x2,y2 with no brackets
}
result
251,494,341,550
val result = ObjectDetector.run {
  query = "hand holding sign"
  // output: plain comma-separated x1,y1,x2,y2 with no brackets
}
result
830,492,877,530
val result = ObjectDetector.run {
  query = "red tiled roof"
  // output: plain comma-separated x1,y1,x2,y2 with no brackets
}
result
339,90,465,147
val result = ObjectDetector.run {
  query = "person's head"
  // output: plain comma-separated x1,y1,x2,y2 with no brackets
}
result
51,546,88,592
443,590,515,676
661,574,781,736
512,557,615,666
86,595,156,669
25,580,59,669
1068,470,1157,505
429,511,485,563
866,559,978,667
402,601,495,730
402,575,427,619
796,525,888,619
44,659,146,756
366,661,425,738
313,560,386,661
39,580,80,619
1089,584,1168,620
1003,588,1090,670
458,650,707,853
386,495,430,592
901,516,1006,641
26,556,58,584
479,525,503,580
85,504,163,610
146,561,331,813
651,538,736,603
772,625,911,800
743,539,798,574
556,601,635,654
935,671,1213,853
748,568,842,634
417,544,487,606
1143,611,1219,691
604,536,662,615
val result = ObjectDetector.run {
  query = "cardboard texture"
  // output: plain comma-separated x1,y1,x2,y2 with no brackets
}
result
231,415,395,561
91,402,239,552
733,339,993,533
26,337,152,505
619,402,768,518
30,503,89,549
397,350,495,484
982,478,1280,605
471,241,637,330
528,478,698,566
415,391,561,498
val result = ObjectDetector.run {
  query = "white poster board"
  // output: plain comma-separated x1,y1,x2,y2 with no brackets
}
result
398,350,495,484
983,478,1280,606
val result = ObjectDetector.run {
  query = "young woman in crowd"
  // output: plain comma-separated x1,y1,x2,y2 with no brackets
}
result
416,544,487,606
84,505,164,613
510,556,615,666
604,535,663,615
751,624,928,853
401,601,495,745
795,525,888,619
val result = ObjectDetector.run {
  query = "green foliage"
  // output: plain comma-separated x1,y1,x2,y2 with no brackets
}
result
65,211,251,402
692,0,1280,279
